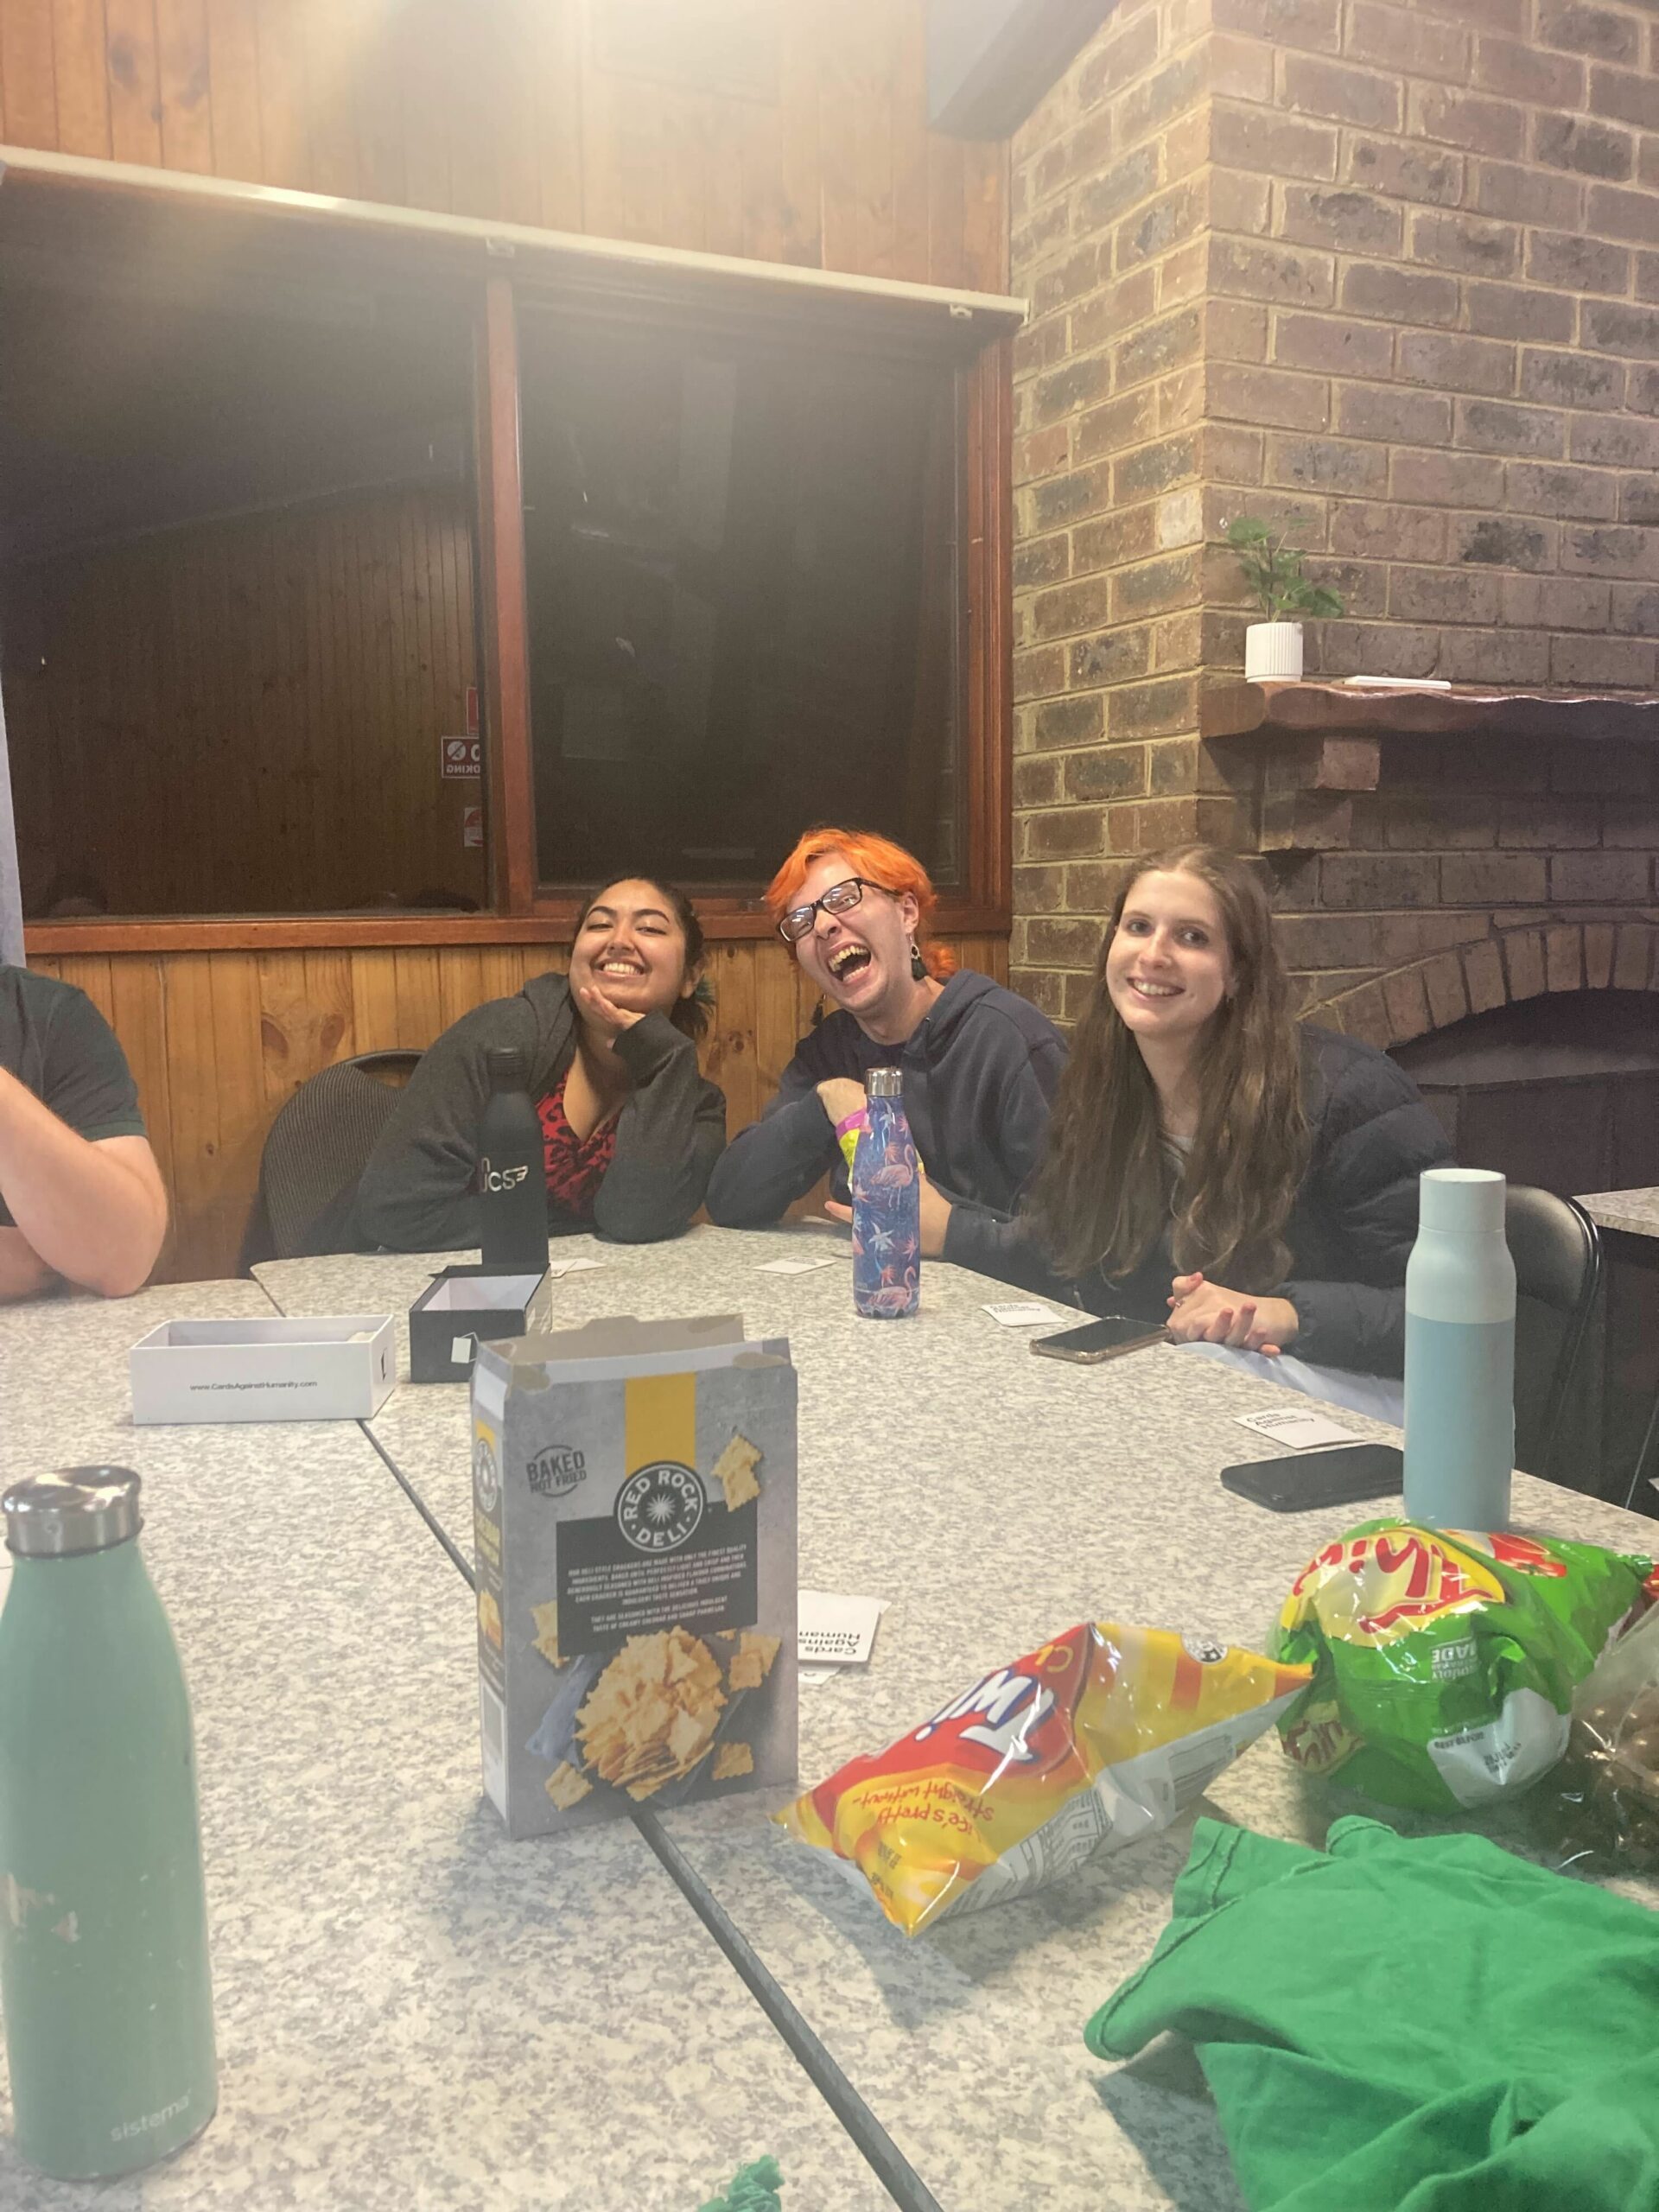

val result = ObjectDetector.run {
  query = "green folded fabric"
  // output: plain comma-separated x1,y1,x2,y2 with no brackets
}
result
697,2156,784,2212
1086,1816,1659,2212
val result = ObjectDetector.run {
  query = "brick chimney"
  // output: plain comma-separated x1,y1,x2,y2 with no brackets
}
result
1009,0,1659,1027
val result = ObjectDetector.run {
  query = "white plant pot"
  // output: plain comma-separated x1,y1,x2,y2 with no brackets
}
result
1245,620,1304,682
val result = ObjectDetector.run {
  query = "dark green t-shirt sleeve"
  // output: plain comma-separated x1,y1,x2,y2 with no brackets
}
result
0,981,147,1233
35,985,147,1142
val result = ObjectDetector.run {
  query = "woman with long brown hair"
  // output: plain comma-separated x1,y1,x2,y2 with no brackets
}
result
929,845,1452,1382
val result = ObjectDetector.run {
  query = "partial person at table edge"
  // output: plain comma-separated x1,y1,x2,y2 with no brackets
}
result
927,845,1453,1387
0,963,168,1301
704,827,1065,1271
351,875,726,1252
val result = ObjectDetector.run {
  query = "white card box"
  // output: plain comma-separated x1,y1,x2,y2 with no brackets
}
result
130,1314,397,1425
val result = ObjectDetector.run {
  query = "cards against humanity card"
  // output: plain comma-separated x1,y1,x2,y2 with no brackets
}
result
1234,1407,1362,1449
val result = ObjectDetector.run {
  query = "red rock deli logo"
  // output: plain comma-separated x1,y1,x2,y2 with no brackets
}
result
480,1156,530,1193
913,1667,1056,1765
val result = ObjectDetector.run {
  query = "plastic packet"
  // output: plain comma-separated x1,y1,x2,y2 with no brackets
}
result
1553,1600,1659,1873
775,1621,1312,1936
1274,1521,1656,1815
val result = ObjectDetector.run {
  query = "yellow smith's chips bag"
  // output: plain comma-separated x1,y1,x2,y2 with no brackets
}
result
777,1621,1311,1936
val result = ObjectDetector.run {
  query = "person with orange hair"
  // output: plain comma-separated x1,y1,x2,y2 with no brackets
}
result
705,828,1065,1274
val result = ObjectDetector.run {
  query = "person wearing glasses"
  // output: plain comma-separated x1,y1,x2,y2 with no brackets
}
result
705,827,1065,1274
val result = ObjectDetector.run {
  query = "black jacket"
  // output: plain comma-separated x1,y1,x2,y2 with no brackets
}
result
351,975,727,1252
969,1027,1454,1376
705,969,1066,1240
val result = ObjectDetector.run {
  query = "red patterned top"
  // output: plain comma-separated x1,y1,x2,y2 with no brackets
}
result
537,1073,619,1224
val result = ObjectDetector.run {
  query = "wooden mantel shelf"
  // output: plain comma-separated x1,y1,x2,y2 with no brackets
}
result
1203,680,1659,745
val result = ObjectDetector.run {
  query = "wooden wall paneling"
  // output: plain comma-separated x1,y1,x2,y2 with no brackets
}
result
962,134,1008,296
739,3,819,270
476,281,536,912
925,131,968,294
390,944,445,1047
348,948,401,1051
442,0,504,223
205,948,267,1266
520,0,583,234
850,0,898,281
252,0,311,191
815,5,858,276
702,941,760,1134
578,11,668,247
346,0,404,208
203,0,263,181
51,0,111,155
2,0,59,146
892,0,931,285
298,948,357,1062
103,0,163,168
397,0,454,217
297,0,361,201
155,0,214,174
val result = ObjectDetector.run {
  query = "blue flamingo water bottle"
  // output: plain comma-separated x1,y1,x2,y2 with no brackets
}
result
851,1068,920,1319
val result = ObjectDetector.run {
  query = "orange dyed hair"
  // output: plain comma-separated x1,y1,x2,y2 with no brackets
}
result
765,827,958,981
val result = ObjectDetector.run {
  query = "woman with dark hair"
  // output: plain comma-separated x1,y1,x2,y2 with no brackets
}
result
929,845,1452,1386
352,876,725,1251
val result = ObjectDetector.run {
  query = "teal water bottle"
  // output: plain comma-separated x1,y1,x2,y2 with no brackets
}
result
0,1469,217,2179
1403,1170,1516,1532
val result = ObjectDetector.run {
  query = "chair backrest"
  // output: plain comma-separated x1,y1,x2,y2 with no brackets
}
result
1507,1185,1602,1485
240,1050,423,1268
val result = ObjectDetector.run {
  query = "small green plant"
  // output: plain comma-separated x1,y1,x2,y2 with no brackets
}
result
1226,515,1344,624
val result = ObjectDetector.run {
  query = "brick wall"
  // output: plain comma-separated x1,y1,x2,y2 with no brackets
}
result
1010,0,1659,1024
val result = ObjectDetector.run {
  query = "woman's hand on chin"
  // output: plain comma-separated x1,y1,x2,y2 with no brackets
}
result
574,981,646,1039
1165,1270,1298,1357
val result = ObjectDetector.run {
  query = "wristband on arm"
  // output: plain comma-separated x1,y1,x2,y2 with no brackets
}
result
834,1107,868,1175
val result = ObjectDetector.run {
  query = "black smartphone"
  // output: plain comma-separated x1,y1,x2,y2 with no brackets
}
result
1220,1442,1404,1513
1031,1315,1167,1364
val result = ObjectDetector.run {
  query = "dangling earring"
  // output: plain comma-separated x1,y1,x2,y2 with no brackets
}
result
910,941,927,982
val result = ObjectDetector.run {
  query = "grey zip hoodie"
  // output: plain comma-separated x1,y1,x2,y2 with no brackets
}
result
704,969,1065,1277
352,973,726,1252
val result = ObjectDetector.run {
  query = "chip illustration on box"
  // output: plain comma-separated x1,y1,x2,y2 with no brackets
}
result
470,1315,798,1837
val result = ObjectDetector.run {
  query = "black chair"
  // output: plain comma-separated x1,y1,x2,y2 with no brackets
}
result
1508,1185,1603,1488
239,1050,423,1270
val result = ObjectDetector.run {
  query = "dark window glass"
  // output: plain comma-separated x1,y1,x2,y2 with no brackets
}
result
518,306,963,892
0,193,485,920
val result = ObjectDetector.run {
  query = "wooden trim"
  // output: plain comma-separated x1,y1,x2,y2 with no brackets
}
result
476,279,537,913
962,333,1014,917
0,143,1028,327
23,900,1014,956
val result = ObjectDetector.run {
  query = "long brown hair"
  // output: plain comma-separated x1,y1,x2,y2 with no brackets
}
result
1027,846,1310,1289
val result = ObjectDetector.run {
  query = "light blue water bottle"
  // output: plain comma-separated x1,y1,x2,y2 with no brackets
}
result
1403,1169,1516,1531
0,1469,217,2179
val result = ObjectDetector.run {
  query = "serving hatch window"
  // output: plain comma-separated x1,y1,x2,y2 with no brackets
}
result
517,301,965,893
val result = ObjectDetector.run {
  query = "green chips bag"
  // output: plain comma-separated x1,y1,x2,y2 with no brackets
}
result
1274,1522,1656,1814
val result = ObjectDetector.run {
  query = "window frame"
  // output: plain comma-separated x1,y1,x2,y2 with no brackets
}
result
10,168,1014,956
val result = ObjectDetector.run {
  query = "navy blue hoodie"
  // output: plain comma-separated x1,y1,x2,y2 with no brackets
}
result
704,969,1065,1268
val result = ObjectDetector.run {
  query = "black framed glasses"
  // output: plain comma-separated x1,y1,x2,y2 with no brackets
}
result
777,876,883,944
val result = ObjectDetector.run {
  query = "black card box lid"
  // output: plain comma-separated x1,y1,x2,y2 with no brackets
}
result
408,1266,554,1383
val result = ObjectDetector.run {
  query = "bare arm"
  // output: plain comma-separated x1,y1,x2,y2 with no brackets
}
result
0,1069,168,1298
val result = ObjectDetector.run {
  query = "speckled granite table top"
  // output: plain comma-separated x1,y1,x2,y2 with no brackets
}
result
1578,1186,1659,1239
0,1274,892,2212
261,1225,1659,2212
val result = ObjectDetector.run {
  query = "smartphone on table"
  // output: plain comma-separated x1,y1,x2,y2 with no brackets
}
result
1220,1442,1403,1513
1030,1314,1167,1365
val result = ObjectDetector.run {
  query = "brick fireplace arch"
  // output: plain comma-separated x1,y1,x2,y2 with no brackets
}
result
1311,921,1659,1055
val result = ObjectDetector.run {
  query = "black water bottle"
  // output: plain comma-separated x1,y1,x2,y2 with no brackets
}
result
478,1046,547,1269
